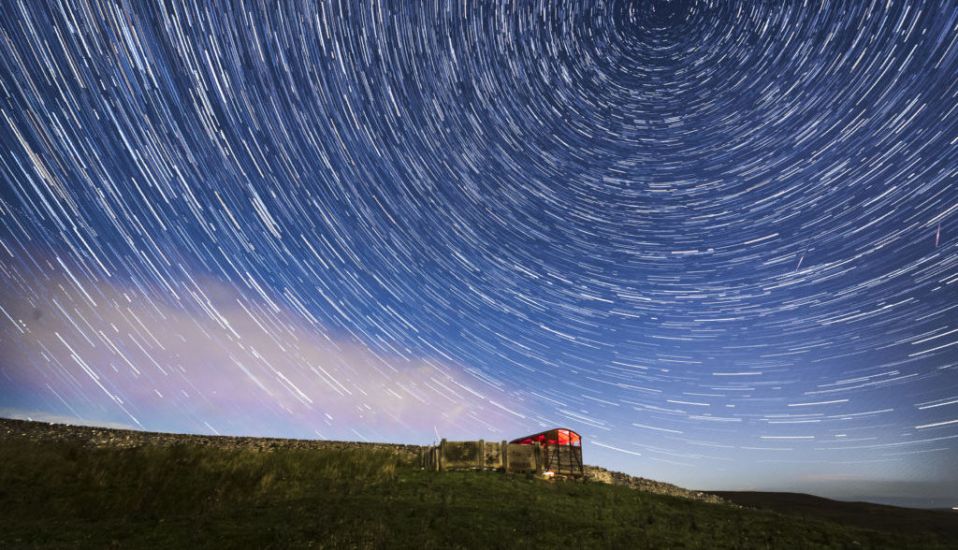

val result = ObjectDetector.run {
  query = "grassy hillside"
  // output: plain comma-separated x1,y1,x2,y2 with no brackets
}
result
0,421,954,549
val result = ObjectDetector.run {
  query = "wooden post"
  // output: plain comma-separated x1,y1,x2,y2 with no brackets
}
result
500,440,508,471
478,439,485,469
439,438,446,472
433,446,440,471
534,441,543,474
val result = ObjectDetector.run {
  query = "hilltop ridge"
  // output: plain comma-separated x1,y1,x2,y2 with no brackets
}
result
0,417,722,504
1,417,954,549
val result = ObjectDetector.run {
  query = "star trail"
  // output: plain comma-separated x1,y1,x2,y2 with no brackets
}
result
1,0,957,505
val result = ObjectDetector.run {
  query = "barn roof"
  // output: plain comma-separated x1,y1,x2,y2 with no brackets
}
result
509,427,581,446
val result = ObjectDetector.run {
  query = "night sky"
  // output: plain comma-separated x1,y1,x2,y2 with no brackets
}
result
1,1,957,507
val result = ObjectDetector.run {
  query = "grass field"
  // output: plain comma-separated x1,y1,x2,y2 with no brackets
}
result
0,429,955,548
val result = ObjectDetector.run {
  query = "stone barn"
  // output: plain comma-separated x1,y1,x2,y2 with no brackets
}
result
510,428,583,477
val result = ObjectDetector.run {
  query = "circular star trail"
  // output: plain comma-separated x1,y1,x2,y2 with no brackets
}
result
1,1,957,498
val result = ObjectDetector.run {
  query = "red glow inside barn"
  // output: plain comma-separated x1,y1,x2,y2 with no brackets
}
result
510,428,581,447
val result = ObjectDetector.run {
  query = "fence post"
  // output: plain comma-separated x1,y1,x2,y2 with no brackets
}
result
500,440,508,471
432,446,440,471
478,439,485,469
439,439,446,472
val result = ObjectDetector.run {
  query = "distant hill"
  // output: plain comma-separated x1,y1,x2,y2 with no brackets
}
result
1,417,954,549
712,491,958,542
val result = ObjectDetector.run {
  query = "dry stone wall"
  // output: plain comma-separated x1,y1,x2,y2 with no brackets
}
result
0,417,424,463
584,465,726,505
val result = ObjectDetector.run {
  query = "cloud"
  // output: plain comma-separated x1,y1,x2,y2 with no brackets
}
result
0,266,533,443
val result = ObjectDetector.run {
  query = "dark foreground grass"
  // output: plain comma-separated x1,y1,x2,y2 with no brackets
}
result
0,438,953,549
712,491,958,542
